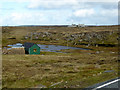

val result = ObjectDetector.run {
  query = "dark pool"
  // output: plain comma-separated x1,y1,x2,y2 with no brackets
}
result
38,44,89,52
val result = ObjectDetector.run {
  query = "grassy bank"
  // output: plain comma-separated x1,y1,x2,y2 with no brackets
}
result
2,25,119,88
2,48,119,88
2,25,119,47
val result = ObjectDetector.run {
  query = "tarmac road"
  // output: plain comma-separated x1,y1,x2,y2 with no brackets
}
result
84,77,120,90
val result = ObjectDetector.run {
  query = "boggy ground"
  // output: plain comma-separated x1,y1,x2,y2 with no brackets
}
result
2,46,119,88
2,25,119,88
2,25,119,47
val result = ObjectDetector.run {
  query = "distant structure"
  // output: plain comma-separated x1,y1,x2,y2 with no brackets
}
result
3,43,41,55
23,42,40,55
68,24,86,27
4,43,25,55
9,48,25,54
68,24,77,27
78,24,85,27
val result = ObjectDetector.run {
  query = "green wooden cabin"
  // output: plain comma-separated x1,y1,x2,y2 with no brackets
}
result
23,42,40,55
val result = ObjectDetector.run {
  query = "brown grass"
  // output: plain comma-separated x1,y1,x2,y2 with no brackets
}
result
2,47,119,88
2,48,25,55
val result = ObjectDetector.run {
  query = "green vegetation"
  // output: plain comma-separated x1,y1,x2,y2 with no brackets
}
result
2,48,118,88
2,25,119,47
2,25,119,88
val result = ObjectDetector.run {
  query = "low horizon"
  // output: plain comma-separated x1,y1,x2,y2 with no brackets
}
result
1,24,118,27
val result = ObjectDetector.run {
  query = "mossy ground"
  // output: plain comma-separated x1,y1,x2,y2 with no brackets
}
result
2,47,119,88
2,25,119,88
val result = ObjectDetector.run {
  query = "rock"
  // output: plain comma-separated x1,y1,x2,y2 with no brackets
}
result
95,64,101,68
96,44,98,47
110,51,115,54
96,51,100,54
34,84,47,88
101,51,104,53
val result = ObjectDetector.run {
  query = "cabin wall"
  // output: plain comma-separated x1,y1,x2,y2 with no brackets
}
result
29,44,40,55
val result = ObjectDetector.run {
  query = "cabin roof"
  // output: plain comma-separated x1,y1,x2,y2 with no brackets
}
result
23,42,35,49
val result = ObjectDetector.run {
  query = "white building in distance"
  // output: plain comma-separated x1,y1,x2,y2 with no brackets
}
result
68,24,86,27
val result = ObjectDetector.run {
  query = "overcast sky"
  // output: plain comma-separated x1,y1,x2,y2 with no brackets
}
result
0,0,119,26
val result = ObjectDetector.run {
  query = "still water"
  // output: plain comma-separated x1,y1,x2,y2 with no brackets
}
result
37,44,89,52
7,43,90,53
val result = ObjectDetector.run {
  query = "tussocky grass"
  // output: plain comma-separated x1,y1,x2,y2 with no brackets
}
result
2,47,118,88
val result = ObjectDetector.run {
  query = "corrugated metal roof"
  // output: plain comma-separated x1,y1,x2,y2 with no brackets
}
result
23,42,35,49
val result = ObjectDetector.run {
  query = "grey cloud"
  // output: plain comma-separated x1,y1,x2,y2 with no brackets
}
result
68,7,118,25
27,2,118,10
77,2,118,9
68,15,117,25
